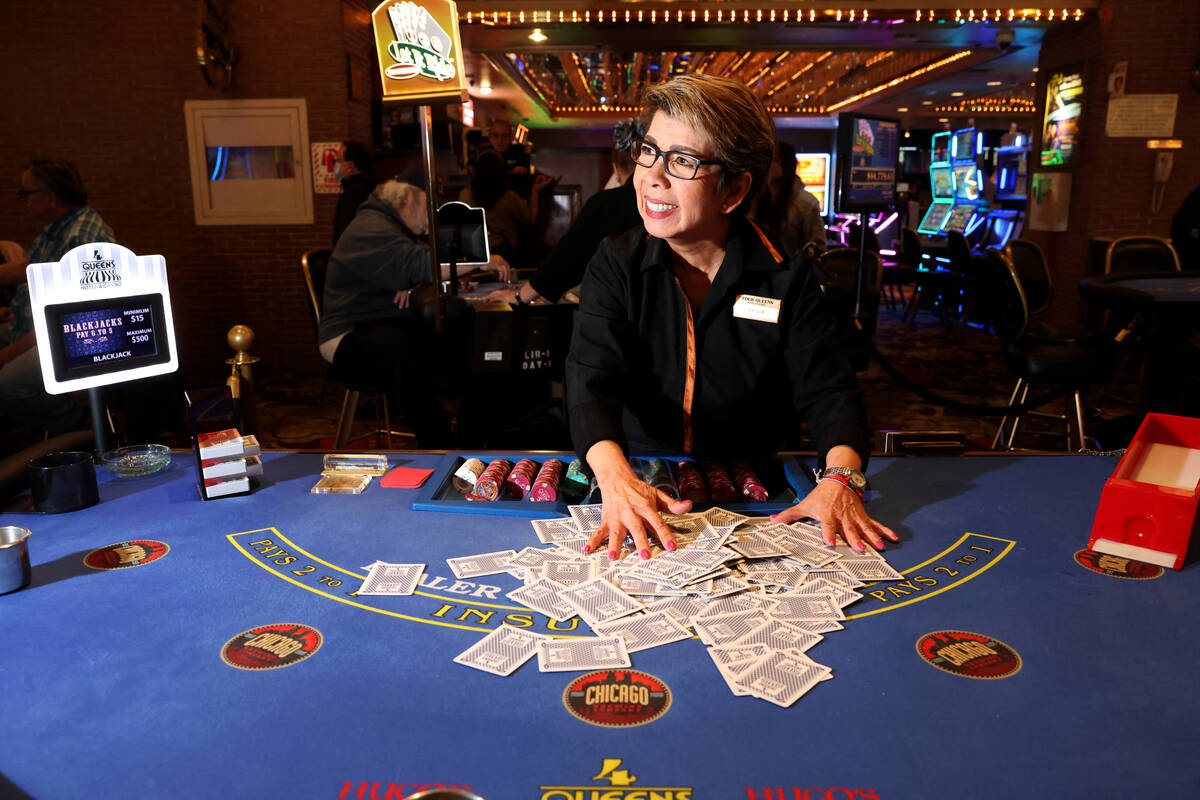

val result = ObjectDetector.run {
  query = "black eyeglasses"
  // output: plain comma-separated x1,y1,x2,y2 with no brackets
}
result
631,139,724,180
17,188,47,199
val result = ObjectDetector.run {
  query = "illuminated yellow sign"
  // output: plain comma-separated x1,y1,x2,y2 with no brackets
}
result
796,153,831,215
372,0,467,103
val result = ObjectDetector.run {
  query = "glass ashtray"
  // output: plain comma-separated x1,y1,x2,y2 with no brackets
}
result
101,444,172,477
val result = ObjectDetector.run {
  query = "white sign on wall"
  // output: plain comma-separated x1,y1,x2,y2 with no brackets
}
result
1106,94,1178,138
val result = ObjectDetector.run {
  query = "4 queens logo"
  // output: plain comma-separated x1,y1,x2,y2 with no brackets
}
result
79,248,121,290
384,1,455,82
539,758,692,800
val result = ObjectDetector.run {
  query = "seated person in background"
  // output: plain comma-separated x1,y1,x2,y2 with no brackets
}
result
486,119,644,306
458,151,550,264
331,141,375,246
0,159,113,436
482,118,531,176
318,171,510,447
566,74,896,559
754,141,826,259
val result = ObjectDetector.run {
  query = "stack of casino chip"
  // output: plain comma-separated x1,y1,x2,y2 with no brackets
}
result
505,458,539,498
642,457,680,500
702,461,739,504
530,459,564,502
731,460,769,502
675,460,708,504
452,457,486,494
561,459,590,502
468,458,512,501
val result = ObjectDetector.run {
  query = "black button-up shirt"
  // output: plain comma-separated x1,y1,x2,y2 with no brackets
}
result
567,216,869,466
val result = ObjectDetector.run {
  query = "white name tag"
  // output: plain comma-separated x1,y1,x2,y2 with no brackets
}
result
732,294,781,324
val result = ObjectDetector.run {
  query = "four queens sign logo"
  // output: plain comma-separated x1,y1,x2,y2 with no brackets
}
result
79,248,121,290
385,1,455,81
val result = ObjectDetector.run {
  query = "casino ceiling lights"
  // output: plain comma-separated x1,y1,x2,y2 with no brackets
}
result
456,1,1091,120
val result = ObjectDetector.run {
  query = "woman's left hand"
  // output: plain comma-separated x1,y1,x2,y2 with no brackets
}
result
772,480,898,553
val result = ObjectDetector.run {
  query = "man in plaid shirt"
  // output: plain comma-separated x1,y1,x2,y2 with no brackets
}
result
0,159,114,435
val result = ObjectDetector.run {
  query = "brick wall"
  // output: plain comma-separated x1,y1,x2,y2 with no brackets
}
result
0,0,372,385
1028,0,1200,325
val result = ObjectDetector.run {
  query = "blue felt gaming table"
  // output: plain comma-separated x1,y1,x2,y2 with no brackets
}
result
1,451,1198,799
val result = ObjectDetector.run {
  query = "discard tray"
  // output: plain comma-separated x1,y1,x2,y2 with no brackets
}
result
411,451,810,518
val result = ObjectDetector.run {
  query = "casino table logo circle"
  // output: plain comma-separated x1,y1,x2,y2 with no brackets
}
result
83,540,170,570
562,670,672,727
1073,549,1164,580
221,623,323,671
916,630,1022,680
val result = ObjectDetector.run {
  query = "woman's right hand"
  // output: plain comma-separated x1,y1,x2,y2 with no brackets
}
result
585,441,691,559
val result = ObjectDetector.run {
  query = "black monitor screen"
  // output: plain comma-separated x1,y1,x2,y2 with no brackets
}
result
46,293,171,382
931,132,951,165
953,129,975,161
835,113,900,212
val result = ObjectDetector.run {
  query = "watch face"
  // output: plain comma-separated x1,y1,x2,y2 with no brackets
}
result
849,472,867,488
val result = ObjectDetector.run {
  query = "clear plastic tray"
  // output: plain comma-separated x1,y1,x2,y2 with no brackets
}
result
101,444,172,477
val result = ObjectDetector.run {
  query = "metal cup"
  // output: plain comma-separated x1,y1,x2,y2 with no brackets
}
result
0,526,32,594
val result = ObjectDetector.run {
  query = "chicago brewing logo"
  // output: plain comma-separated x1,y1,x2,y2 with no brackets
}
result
221,623,322,671
540,758,691,800
1074,549,1164,580
79,248,121,290
916,630,1022,679
562,670,672,728
383,1,455,81
83,540,170,570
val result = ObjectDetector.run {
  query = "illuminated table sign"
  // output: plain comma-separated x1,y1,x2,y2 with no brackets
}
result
28,243,177,393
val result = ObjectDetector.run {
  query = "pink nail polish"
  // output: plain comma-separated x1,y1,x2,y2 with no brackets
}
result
608,549,618,560
639,549,650,559
666,541,677,551
583,544,592,554
855,542,866,552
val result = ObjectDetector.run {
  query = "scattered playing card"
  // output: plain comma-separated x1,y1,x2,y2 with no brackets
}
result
594,610,693,652
561,578,644,626
453,626,547,676
737,651,831,708
536,636,631,671
506,578,577,621
531,517,584,544
358,562,425,595
447,550,517,579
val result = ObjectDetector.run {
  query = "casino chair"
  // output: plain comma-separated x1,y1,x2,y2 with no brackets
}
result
1104,235,1182,275
902,227,967,330
814,246,883,372
982,247,1113,451
944,231,983,333
301,249,412,449
1005,239,1092,345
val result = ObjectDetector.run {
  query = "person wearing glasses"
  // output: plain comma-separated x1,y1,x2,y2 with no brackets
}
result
0,159,112,435
566,74,896,560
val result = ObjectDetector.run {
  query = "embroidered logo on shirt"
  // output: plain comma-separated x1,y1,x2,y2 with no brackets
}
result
732,294,781,324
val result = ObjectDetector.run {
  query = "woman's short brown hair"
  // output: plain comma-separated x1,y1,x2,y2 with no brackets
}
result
637,74,776,215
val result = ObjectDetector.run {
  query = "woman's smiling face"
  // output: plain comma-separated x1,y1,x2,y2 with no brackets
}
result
634,112,731,245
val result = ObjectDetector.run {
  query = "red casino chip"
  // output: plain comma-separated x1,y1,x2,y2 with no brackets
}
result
221,623,323,671
562,670,672,727
530,459,564,502
702,460,738,504
676,460,708,504
470,458,512,501
83,540,170,570
916,630,1022,679
730,460,768,502
505,458,539,498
